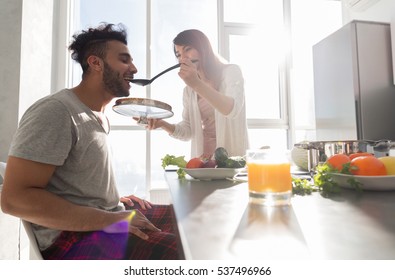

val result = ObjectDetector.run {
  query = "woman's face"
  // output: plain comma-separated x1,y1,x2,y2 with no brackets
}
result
174,45,200,63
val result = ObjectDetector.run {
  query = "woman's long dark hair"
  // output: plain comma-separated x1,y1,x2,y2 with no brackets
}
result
173,29,225,89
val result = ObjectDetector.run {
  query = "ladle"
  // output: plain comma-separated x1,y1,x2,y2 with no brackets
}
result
126,59,198,86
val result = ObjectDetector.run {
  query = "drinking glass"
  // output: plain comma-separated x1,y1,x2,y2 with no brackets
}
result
246,149,292,206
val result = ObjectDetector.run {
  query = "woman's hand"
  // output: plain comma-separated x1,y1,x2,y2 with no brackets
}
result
146,118,176,135
146,118,163,130
178,58,201,88
133,117,164,131
120,195,152,210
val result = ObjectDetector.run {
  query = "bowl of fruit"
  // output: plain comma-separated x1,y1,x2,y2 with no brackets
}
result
316,152,395,191
161,147,246,180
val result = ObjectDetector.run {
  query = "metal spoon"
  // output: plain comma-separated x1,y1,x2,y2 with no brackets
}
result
125,59,198,86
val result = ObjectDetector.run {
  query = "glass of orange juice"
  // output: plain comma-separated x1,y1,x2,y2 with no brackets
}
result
246,149,292,206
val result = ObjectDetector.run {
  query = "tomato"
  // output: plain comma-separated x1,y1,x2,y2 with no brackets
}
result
326,154,350,171
350,156,387,176
348,152,373,160
186,157,204,168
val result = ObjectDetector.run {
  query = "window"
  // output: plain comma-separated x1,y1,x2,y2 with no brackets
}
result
219,0,342,148
67,0,341,197
290,0,342,142
219,0,289,150
70,0,217,197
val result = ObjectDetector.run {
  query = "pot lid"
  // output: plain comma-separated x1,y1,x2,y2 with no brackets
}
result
112,97,174,119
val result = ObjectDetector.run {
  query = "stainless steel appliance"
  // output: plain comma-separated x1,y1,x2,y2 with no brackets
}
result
312,20,395,142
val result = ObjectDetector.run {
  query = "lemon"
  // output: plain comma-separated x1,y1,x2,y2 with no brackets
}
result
378,156,395,175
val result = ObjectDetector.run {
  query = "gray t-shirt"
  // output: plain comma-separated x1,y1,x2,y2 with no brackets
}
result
9,89,123,250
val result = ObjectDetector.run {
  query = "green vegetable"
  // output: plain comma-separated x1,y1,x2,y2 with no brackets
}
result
214,147,229,167
313,164,341,195
214,147,246,168
313,162,362,195
176,168,187,179
292,161,362,196
161,154,187,179
161,154,187,169
225,156,246,168
292,177,318,195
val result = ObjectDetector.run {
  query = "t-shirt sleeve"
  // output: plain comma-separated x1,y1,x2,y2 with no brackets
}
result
9,98,73,166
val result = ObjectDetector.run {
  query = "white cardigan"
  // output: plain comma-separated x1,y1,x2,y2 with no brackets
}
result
171,64,249,157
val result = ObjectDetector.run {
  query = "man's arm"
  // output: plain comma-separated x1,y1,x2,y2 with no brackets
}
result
1,156,130,231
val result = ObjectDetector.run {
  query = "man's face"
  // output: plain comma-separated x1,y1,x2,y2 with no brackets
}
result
102,41,137,97
102,60,129,97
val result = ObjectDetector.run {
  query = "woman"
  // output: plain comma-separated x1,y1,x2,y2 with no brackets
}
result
147,29,249,158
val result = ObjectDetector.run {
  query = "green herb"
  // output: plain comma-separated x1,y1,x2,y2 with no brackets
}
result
313,164,341,195
176,168,187,179
292,177,318,195
161,154,187,169
347,177,363,192
313,162,363,195
292,162,363,197
161,154,188,179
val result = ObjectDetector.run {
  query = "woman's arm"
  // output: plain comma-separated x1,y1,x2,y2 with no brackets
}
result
146,119,175,134
192,80,234,115
178,59,235,116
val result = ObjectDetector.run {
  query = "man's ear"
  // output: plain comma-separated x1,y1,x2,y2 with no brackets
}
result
86,55,103,72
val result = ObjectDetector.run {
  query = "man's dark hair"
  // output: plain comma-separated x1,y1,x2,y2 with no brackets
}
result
68,23,128,76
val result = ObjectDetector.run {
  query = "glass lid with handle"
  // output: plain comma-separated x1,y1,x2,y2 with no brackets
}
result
112,97,174,125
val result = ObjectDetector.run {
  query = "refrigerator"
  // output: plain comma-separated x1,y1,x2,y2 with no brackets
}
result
312,20,395,142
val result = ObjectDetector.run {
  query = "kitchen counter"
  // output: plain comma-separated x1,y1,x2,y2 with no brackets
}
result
165,171,395,260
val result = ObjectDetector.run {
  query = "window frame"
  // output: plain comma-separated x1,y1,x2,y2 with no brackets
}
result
217,0,293,146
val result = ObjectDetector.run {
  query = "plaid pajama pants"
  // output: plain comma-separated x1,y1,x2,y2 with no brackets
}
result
41,204,182,260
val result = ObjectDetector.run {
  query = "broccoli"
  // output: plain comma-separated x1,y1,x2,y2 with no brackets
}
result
214,147,229,167
225,156,246,168
214,147,246,168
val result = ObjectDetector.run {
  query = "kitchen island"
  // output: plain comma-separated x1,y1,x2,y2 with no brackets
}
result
165,170,395,260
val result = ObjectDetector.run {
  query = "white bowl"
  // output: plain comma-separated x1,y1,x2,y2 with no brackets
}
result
184,168,244,180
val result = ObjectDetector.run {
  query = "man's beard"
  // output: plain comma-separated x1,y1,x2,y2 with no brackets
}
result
103,61,130,97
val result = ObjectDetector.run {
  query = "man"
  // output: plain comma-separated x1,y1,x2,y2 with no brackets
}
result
1,23,180,260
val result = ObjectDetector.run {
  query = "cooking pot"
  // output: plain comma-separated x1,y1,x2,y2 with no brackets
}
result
293,139,395,172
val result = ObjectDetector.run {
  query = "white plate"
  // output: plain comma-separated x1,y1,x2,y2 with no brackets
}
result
330,173,395,191
184,168,244,180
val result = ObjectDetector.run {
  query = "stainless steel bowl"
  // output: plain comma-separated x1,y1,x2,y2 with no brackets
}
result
293,139,395,172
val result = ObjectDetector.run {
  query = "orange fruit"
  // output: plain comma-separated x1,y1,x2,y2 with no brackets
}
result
350,156,387,176
349,152,373,160
326,154,350,171
378,156,395,175
186,157,204,168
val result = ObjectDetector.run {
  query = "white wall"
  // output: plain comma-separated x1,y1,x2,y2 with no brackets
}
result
0,0,23,166
0,0,54,165
0,0,54,260
19,0,54,117
342,0,395,23
341,0,395,87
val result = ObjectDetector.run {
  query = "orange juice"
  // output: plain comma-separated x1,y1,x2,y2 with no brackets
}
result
247,162,292,193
